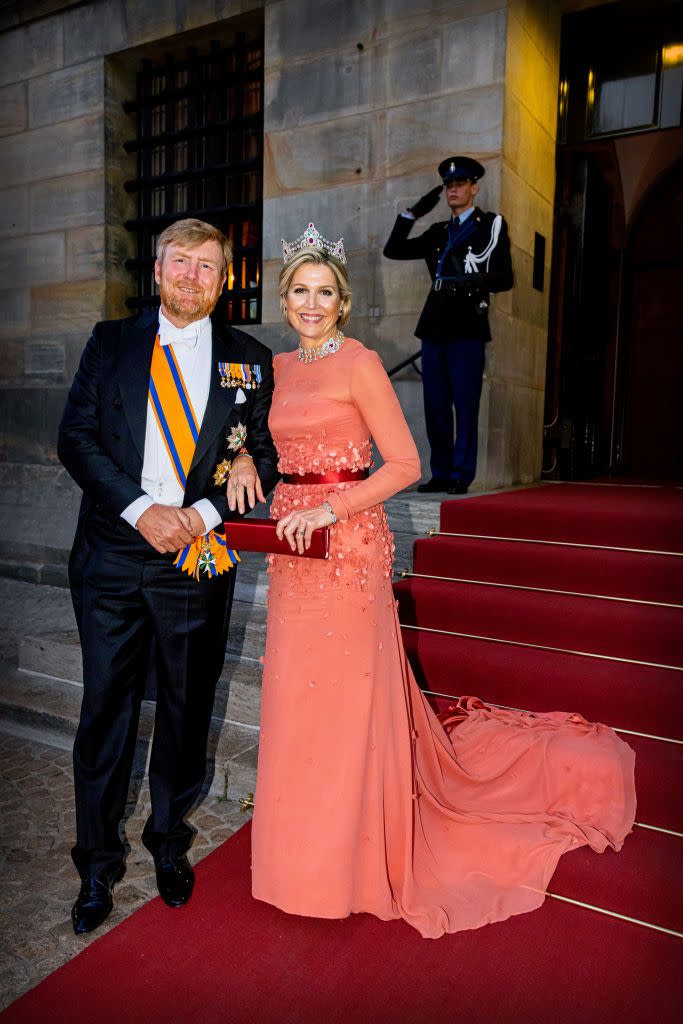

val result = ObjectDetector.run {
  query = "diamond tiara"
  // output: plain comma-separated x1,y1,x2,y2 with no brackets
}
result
281,223,347,265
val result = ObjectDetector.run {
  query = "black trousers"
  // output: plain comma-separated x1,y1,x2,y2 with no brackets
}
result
71,530,235,880
420,337,486,487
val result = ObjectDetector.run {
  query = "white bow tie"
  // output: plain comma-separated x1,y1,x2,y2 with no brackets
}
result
160,326,200,348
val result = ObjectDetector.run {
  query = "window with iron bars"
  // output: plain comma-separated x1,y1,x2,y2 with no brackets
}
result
122,35,263,324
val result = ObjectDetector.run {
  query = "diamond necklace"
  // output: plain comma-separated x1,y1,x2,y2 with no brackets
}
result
298,329,345,363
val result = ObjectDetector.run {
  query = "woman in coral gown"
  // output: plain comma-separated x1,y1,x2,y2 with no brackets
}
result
249,228,635,939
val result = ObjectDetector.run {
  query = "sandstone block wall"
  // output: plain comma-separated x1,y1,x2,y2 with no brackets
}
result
0,0,259,466
491,0,561,487
0,0,563,555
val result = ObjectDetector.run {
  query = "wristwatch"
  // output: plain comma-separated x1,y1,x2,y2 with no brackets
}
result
322,500,337,524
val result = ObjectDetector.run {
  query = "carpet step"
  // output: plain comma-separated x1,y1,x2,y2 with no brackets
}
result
0,669,258,801
394,577,683,667
405,630,682,742
550,826,683,936
440,483,683,551
411,536,683,604
625,734,683,834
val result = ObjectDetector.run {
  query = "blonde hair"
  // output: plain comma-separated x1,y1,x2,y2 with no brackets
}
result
278,248,352,327
156,218,232,275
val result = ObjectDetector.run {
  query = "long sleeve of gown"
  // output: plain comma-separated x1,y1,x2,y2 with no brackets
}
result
324,348,421,523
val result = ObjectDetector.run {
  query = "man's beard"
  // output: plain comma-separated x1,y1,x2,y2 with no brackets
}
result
159,280,216,323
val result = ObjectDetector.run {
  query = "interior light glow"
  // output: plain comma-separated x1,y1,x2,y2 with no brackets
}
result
559,79,569,117
662,44,683,68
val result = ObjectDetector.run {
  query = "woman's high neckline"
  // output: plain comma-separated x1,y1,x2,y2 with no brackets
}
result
297,329,345,363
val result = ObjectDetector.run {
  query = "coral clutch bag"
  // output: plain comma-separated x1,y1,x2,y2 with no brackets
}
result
223,518,330,559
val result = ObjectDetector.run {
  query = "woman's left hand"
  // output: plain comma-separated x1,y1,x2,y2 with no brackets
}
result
276,505,335,555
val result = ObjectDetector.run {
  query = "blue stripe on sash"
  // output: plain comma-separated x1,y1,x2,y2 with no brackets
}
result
162,345,200,443
175,543,191,569
214,533,238,565
149,378,187,488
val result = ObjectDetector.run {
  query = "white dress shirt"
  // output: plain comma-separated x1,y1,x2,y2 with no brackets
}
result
121,308,222,535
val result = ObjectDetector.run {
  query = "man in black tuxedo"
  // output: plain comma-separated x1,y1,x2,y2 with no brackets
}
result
58,218,279,934
383,156,513,494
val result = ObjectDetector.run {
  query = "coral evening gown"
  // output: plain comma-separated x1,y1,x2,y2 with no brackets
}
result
250,339,636,939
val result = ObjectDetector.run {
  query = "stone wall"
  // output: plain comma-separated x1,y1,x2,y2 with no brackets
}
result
0,0,564,558
0,0,260,452
489,0,561,487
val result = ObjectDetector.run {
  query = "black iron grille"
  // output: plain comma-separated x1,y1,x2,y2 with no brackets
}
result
123,35,263,324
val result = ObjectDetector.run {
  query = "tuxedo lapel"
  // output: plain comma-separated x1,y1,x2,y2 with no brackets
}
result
189,320,239,474
118,310,157,461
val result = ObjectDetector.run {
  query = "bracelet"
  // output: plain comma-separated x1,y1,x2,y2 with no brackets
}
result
322,500,337,524
236,448,253,459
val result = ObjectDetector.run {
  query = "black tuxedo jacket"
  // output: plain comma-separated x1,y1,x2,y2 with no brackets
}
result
58,309,280,561
383,208,513,342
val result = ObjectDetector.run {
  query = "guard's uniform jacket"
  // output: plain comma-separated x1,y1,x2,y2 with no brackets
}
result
383,208,513,342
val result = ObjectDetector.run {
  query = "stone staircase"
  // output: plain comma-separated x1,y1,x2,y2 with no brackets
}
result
0,491,442,803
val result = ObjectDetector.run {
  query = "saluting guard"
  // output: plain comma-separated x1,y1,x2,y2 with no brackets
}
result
383,156,513,493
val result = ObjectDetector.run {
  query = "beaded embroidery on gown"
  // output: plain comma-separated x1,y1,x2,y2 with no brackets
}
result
250,339,636,939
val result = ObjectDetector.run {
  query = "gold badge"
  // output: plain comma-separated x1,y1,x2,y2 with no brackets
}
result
213,459,232,486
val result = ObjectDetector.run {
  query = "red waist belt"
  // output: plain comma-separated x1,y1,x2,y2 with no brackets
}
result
282,468,369,485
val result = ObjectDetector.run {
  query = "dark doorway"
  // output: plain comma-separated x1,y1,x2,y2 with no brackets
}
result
543,1,683,482
619,164,683,479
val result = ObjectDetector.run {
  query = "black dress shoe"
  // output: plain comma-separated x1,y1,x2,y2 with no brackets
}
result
155,854,195,908
417,478,450,494
447,481,469,495
71,868,123,935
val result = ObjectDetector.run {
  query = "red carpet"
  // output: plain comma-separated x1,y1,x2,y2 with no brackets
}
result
406,631,683,747
3,483,681,1022
395,577,682,664
3,823,681,1024
409,482,682,1015
440,483,683,549
412,535,683,603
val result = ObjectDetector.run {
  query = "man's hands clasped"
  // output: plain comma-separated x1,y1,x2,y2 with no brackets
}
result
276,505,336,555
137,504,205,554
138,454,268,553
